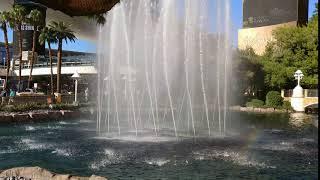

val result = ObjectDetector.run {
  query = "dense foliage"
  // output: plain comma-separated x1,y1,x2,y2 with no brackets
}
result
233,3,318,106
281,101,293,110
260,4,318,89
233,48,264,96
265,91,283,108
0,102,93,112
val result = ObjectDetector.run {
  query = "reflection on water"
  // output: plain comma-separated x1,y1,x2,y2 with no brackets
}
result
289,113,318,128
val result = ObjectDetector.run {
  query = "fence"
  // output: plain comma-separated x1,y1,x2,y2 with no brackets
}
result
306,89,318,97
281,89,318,98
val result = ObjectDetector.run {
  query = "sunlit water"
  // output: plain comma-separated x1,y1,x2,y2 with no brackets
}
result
0,112,317,179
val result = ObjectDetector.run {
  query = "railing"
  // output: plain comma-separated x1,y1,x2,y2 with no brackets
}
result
306,89,318,97
20,61,95,69
283,89,293,97
282,89,318,97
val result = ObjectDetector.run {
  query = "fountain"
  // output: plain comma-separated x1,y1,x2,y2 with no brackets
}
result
96,0,233,138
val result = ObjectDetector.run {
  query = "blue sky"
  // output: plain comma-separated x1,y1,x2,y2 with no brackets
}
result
0,0,318,53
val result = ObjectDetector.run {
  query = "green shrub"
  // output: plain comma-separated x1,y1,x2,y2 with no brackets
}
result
0,102,85,112
0,103,48,112
51,103,78,110
282,101,293,110
246,99,264,108
265,91,283,108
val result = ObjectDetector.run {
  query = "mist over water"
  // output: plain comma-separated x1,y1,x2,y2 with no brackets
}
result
96,0,233,137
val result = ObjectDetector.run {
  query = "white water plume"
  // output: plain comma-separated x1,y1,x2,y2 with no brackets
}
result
96,0,233,137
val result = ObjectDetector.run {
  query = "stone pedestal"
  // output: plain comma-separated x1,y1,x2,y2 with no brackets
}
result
291,85,304,112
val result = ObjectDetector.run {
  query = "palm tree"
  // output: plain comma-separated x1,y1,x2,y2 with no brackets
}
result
11,5,27,92
49,21,76,93
0,11,13,89
87,13,106,25
27,9,43,89
39,27,57,96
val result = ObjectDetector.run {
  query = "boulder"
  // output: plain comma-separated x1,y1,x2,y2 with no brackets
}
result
0,167,107,180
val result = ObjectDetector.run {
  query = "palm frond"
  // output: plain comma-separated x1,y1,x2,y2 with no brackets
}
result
48,21,77,43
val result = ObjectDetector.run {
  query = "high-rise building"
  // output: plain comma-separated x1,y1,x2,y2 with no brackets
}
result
12,0,47,64
238,0,309,55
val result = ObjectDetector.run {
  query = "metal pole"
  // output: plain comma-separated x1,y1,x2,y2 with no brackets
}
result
75,79,78,103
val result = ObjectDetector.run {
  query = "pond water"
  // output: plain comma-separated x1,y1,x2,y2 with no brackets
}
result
0,112,318,179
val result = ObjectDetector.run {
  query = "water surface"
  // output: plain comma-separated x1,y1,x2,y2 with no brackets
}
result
0,112,318,179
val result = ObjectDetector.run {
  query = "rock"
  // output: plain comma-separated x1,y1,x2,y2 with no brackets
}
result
12,114,31,122
0,115,13,123
0,167,107,180
0,167,53,179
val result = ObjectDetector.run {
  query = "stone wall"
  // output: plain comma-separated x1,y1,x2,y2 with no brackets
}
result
0,110,93,123
229,106,291,113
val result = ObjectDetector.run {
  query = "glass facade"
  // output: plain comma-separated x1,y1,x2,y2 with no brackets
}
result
0,44,13,66
243,0,308,28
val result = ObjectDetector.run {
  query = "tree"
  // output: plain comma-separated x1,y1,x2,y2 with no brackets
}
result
87,13,106,25
49,21,76,93
39,26,57,96
11,5,28,91
0,11,13,89
261,4,318,89
27,9,43,89
233,47,264,101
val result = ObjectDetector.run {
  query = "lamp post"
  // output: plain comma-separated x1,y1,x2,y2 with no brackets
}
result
71,71,81,105
294,70,304,87
291,70,304,112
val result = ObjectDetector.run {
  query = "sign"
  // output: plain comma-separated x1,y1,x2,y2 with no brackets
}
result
34,83,38,89
0,78,5,88
22,51,29,61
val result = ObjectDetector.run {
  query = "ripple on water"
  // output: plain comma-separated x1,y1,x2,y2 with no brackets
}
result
89,148,123,170
19,138,52,151
58,121,79,125
51,148,72,157
93,135,178,143
192,149,276,169
78,119,94,123
144,158,170,166
0,149,17,154
25,126,36,131
251,139,316,154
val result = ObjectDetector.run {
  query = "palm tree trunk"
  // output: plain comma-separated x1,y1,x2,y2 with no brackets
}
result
18,25,23,92
56,39,62,93
28,28,37,89
3,25,10,90
48,42,54,96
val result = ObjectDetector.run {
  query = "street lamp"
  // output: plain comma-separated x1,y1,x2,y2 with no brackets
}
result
291,70,304,112
71,71,81,105
294,70,304,86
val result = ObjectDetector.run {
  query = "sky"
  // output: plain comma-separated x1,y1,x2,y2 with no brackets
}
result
0,0,318,53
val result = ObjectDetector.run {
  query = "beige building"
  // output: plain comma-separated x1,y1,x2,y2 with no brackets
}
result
238,0,308,55
238,21,296,55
